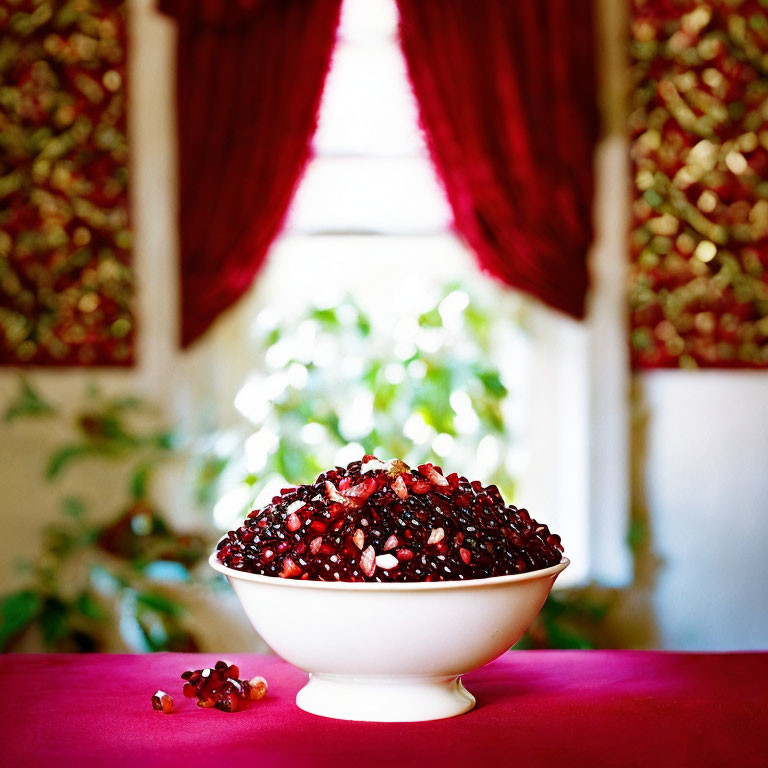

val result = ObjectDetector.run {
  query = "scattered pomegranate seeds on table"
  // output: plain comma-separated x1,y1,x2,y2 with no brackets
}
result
179,661,269,712
217,456,564,582
150,661,269,713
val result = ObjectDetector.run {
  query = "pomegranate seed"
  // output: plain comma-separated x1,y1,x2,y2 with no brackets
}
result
345,477,377,504
285,513,301,532
246,676,268,701
418,463,450,487
352,529,365,550
383,534,398,550
460,547,472,564
219,661,239,679
396,548,415,560
214,693,239,712
359,545,376,577
325,504,340,520
375,553,398,570
325,481,352,507
547,533,564,551
427,527,445,545
279,558,302,578
361,457,387,473
309,536,323,554
151,690,174,714
411,481,431,493
392,475,408,499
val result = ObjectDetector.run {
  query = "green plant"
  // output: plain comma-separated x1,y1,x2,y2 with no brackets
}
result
0,380,208,652
514,591,610,650
210,285,525,529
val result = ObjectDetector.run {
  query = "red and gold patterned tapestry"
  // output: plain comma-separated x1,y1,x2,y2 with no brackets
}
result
0,0,133,366
629,0,768,369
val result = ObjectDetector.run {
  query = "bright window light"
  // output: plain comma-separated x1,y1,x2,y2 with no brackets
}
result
286,157,451,233
313,42,425,157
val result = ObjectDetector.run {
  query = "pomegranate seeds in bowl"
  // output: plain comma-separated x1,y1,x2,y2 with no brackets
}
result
217,456,564,583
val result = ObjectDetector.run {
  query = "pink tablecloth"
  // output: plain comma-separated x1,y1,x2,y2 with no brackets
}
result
2,651,766,767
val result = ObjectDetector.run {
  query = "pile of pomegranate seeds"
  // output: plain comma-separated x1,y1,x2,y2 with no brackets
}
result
217,456,564,582
180,661,268,713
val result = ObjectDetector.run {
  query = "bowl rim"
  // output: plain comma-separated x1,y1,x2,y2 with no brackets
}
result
208,550,569,591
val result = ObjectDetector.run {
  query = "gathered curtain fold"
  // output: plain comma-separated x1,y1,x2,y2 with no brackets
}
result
159,0,343,346
162,0,598,346
396,0,599,318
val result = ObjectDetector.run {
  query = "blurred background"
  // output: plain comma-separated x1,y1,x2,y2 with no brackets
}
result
0,0,766,653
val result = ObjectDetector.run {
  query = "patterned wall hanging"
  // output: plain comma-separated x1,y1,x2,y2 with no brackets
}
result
0,0,133,366
629,0,768,369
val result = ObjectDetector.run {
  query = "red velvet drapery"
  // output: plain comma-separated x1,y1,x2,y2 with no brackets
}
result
159,0,342,346
397,0,599,318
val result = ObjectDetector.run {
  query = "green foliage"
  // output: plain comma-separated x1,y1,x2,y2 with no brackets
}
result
627,517,650,553
46,445,96,480
42,391,176,480
214,286,522,521
0,590,42,649
126,589,199,653
0,379,205,653
193,455,229,506
514,591,610,650
3,377,56,422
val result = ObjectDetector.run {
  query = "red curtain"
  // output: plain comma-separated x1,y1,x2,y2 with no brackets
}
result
397,0,599,318
159,0,342,346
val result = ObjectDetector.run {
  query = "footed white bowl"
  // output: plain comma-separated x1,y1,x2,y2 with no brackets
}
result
209,551,569,722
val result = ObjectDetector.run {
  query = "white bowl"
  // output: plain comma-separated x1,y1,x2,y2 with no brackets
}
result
209,551,569,722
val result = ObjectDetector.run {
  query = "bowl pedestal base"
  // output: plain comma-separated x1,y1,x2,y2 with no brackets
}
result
296,672,476,722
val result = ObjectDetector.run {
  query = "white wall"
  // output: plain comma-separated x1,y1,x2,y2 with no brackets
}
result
642,372,768,650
